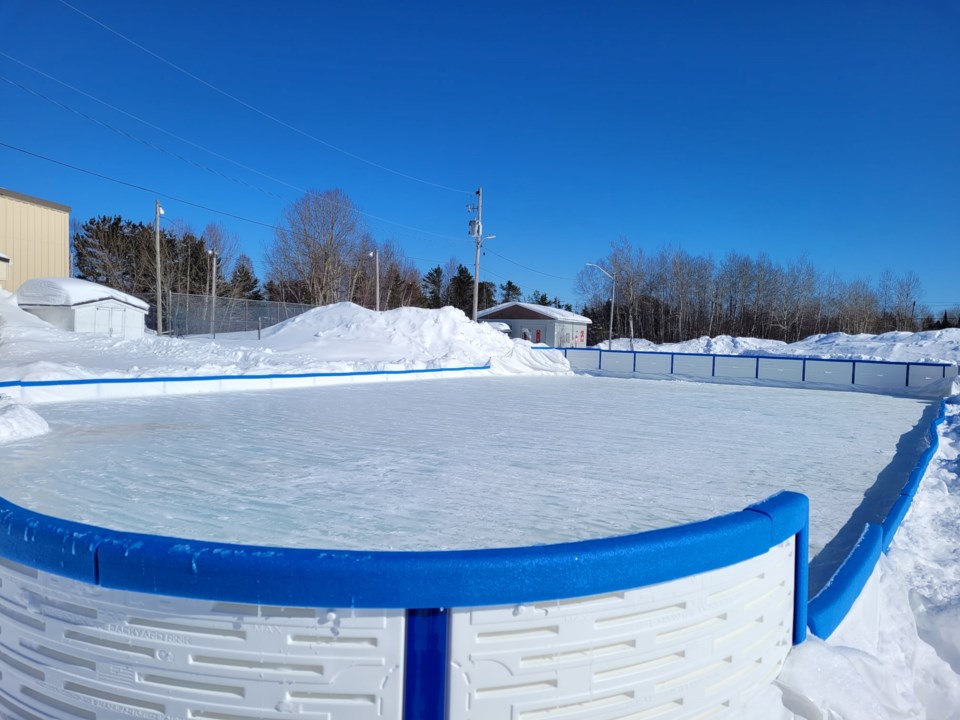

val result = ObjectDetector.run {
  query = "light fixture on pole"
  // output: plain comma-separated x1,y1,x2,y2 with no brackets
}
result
154,199,164,336
586,262,616,350
467,187,495,322
368,249,380,311
208,249,218,338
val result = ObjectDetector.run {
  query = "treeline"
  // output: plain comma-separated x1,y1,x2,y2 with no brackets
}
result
73,216,264,301
72,188,544,317
74,191,935,345
577,237,926,345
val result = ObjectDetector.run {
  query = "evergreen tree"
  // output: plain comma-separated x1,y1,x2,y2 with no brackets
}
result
448,265,474,315
527,290,550,306
499,279,522,303
73,215,156,295
421,266,445,308
229,254,264,300
479,281,496,310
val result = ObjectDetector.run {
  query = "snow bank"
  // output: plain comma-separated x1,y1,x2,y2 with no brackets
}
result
604,335,788,355
777,401,960,718
604,329,960,366
256,303,566,374
0,395,49,444
0,299,570,383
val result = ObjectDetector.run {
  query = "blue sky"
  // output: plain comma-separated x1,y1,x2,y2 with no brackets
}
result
2,1,958,311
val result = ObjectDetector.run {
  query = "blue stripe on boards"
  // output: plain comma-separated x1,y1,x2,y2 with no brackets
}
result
17,365,491,388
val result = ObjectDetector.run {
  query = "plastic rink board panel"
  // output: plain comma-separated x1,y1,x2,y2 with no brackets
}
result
671,354,714,378
447,538,795,720
802,360,854,385
853,362,908,390
714,355,758,379
909,364,947,387
565,348,601,371
599,351,634,373
0,558,406,720
757,357,804,383
634,353,673,375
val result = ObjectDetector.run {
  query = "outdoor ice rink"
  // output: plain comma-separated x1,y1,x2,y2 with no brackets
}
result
2,375,934,560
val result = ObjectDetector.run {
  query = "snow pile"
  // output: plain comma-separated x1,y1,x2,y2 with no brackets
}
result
604,329,960,366
606,335,787,355
253,302,566,374
776,400,960,718
0,395,49,444
0,297,569,381
781,330,960,365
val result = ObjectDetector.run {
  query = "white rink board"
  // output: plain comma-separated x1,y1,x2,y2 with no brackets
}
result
672,354,713,377
909,364,948,387
565,348,600,371
599,351,634,372
448,539,796,720
715,355,758,379
758,357,805,383
854,363,908,390
804,360,854,385
0,558,406,720
634,353,673,374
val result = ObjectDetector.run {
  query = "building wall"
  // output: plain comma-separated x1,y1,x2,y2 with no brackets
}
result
487,318,589,346
20,300,146,339
0,189,71,292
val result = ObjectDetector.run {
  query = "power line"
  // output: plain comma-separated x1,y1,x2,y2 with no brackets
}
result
0,74,286,201
0,51,471,244
0,140,283,231
0,50,305,195
486,248,575,281
56,0,471,195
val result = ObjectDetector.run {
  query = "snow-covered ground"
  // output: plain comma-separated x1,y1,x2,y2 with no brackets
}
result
1,288,959,715
0,290,568,383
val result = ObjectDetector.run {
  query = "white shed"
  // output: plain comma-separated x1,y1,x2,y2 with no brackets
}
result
0,252,9,290
17,278,148,339
478,302,591,347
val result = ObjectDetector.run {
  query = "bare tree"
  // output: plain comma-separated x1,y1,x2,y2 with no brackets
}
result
266,189,364,305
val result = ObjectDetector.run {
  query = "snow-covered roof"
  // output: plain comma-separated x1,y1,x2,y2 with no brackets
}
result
17,277,149,311
481,321,511,333
478,302,591,324
0,252,10,262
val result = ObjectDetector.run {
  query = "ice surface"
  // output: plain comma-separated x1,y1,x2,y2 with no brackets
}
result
2,376,930,552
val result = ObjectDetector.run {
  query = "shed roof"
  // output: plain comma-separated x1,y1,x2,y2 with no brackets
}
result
478,302,591,324
17,278,149,310
0,252,9,263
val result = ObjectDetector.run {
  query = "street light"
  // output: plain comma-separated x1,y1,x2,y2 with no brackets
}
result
207,249,218,338
586,262,616,350
368,249,380,311
154,199,164,335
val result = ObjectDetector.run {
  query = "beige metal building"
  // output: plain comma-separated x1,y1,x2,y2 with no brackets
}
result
0,187,71,292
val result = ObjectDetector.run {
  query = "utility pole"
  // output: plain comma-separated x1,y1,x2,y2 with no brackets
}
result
369,249,380,311
467,187,495,322
208,250,218,337
586,263,616,350
154,199,164,336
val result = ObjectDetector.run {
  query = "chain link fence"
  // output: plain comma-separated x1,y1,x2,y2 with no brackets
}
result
143,292,316,337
